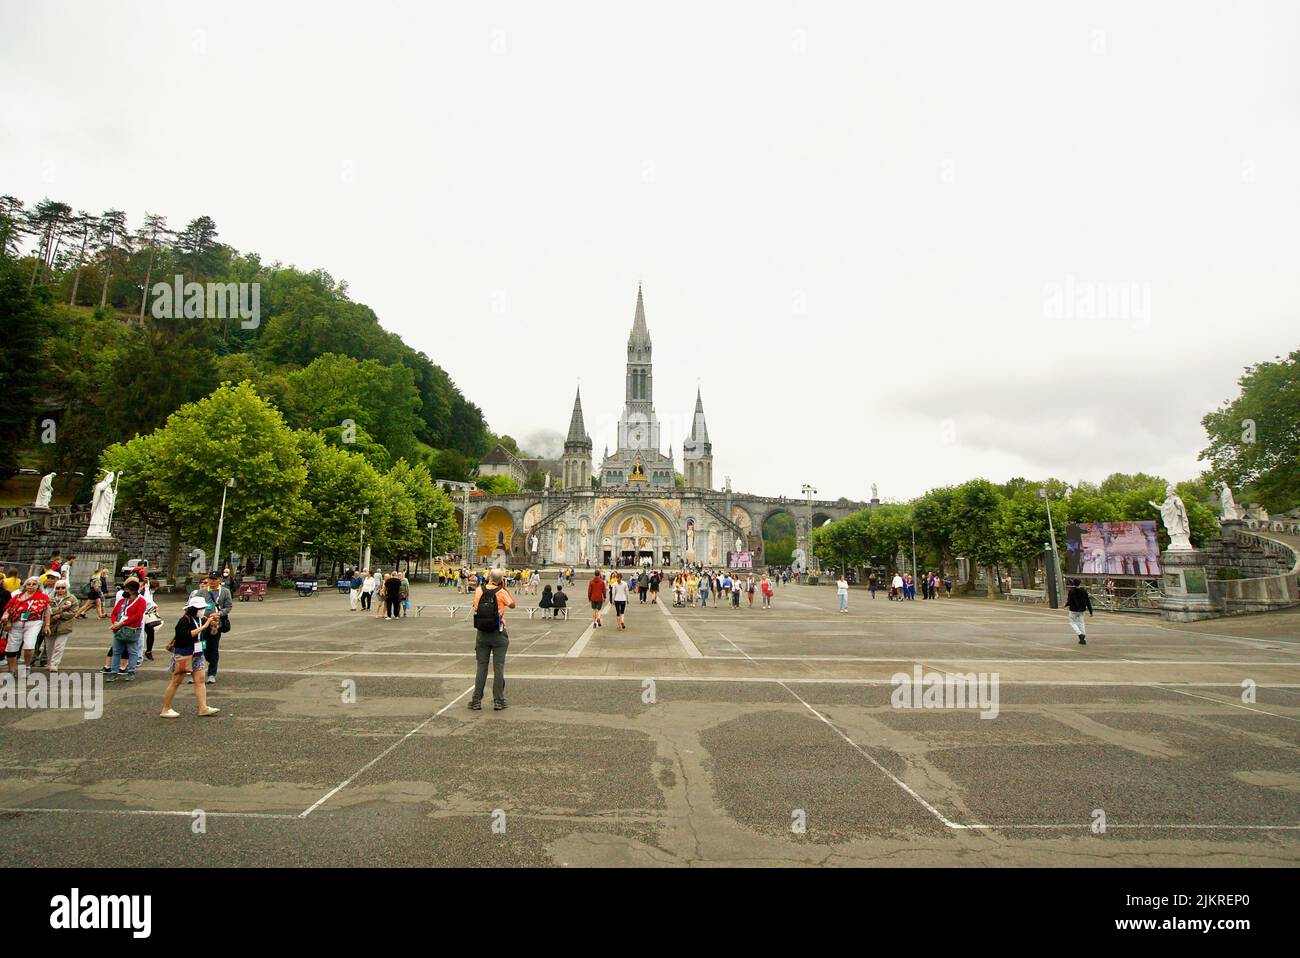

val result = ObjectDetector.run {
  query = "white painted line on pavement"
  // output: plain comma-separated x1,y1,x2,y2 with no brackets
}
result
0,807,297,820
716,632,972,831
657,601,704,658
299,684,474,818
1153,684,1298,721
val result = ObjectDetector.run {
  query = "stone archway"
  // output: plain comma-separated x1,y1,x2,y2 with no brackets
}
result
761,509,798,566
598,502,677,568
476,507,513,562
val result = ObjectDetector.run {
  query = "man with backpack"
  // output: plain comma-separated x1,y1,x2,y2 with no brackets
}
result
470,569,516,711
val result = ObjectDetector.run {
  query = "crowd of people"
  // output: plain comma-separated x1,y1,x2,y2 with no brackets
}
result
0,554,228,718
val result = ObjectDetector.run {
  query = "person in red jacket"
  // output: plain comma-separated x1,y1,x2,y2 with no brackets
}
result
587,570,606,628
108,578,147,681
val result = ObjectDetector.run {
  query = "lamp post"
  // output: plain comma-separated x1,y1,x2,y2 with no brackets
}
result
358,507,370,571
427,521,438,582
213,478,235,574
801,483,817,572
1039,485,1065,608
910,524,918,592
437,480,477,564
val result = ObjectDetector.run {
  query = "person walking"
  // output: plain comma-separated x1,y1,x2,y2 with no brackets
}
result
760,573,773,609
2,577,51,675
348,568,362,611
203,572,232,683
45,579,78,671
836,573,850,613
731,575,742,608
649,570,660,604
107,577,147,682
637,570,649,604
383,571,402,619
360,570,375,611
1065,578,1094,645
587,570,607,627
160,595,221,718
469,569,515,711
609,572,630,630
698,572,710,608
891,572,904,601
746,574,756,607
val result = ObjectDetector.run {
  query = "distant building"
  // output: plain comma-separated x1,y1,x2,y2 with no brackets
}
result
466,286,863,567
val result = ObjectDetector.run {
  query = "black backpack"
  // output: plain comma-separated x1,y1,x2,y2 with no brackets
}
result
473,587,500,631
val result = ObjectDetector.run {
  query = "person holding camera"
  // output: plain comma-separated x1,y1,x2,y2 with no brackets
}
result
160,595,221,718
469,569,515,711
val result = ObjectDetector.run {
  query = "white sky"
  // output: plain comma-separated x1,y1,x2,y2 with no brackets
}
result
3,1,1297,501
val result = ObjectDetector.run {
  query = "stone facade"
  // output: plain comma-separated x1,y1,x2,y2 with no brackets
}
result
468,286,865,568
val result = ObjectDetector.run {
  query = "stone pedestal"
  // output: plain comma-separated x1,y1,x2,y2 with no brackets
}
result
74,536,123,583
1159,549,1218,622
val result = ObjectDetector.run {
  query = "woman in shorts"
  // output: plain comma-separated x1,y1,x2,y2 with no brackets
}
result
609,572,630,630
159,595,221,718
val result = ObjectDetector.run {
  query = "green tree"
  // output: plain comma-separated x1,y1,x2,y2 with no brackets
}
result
130,382,308,562
1200,349,1300,512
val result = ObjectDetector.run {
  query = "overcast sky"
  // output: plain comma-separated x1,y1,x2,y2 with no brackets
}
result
3,1,1297,502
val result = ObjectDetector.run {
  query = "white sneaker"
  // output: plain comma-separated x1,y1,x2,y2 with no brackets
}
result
199,706,221,717
159,709,180,719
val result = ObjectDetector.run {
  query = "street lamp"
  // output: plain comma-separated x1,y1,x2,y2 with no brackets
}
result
358,507,370,571
213,478,235,574
801,483,817,572
1038,486,1065,608
427,521,438,582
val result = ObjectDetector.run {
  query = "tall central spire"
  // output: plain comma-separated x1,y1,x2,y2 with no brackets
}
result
628,283,651,357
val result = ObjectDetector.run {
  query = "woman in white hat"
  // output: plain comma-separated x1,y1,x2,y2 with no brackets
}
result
159,595,221,718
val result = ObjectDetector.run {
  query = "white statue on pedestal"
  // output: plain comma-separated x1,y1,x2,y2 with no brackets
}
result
530,534,539,554
1148,484,1193,551
86,471,118,539
871,483,878,500
34,472,56,509
1219,482,1243,521
734,536,743,556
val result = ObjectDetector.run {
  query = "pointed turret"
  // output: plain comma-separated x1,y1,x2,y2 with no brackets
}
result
688,387,710,446
565,387,591,449
561,384,592,491
683,387,713,490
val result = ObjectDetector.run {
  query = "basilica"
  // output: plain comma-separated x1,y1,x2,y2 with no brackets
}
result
464,287,863,569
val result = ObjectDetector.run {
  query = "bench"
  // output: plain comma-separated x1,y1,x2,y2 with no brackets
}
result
1006,588,1047,603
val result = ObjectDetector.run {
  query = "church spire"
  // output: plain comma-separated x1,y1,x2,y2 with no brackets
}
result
689,387,710,445
628,284,651,353
565,386,590,448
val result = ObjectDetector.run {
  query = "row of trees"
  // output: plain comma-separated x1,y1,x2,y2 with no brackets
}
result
811,474,1220,589
1,193,494,485
102,382,461,579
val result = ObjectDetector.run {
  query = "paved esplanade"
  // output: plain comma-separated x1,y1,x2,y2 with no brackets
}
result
0,579,1296,867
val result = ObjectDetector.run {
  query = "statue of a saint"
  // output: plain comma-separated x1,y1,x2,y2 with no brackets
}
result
86,471,118,539
1148,485,1193,551
530,534,539,554
735,536,743,556
871,483,879,500
1218,482,1243,521
34,472,56,509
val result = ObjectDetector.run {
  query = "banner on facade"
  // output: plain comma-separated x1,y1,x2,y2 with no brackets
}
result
729,550,753,569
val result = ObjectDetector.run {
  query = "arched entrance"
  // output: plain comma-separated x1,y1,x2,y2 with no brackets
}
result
598,503,676,568
476,507,513,562
762,510,797,566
